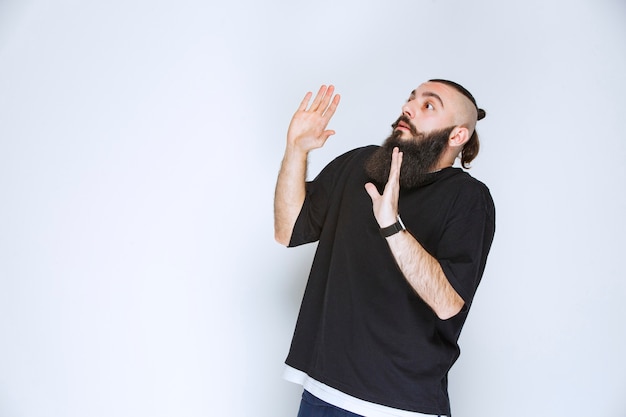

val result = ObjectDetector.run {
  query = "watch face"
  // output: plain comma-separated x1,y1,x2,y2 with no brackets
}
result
397,215,406,231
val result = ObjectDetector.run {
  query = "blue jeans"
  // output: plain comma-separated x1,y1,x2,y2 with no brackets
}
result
297,390,364,417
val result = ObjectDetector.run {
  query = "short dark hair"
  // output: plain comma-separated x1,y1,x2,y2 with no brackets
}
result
429,79,486,168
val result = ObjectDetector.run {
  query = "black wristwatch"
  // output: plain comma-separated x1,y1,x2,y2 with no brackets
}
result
380,215,406,238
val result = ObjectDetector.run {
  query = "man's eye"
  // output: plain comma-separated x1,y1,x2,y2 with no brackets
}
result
425,102,434,110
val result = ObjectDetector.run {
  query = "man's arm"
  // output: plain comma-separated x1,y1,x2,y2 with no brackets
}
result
384,227,465,320
365,148,464,320
274,85,340,246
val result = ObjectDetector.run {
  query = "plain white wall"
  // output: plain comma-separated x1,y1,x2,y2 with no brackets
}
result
1,0,625,416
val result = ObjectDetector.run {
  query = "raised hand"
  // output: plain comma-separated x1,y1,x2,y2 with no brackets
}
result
274,85,340,245
287,85,341,153
365,147,403,228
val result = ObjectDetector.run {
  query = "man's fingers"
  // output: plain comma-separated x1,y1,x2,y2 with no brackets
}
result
364,182,381,202
297,91,313,112
365,149,402,229
290,86,339,148
309,85,328,111
308,85,339,114
318,85,335,112
387,148,403,185
322,94,341,120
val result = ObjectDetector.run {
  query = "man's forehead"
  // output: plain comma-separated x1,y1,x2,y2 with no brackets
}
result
411,82,454,99
410,81,474,109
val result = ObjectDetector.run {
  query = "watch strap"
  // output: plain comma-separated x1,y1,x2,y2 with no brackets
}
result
380,215,406,238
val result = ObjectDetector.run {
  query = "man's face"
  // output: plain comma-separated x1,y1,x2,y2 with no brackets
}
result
363,81,477,188
395,81,460,140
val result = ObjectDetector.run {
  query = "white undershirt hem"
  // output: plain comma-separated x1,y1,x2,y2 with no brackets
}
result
282,365,444,417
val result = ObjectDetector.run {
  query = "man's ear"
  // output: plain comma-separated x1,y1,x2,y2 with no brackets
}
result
448,126,470,148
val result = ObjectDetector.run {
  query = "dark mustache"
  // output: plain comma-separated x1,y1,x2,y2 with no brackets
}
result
391,115,418,136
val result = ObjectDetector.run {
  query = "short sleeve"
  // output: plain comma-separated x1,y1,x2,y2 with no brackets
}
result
288,148,370,247
437,183,496,310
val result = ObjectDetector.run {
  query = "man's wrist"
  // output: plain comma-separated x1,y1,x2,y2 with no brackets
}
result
380,215,406,238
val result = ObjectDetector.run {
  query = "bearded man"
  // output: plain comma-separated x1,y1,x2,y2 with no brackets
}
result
274,80,495,417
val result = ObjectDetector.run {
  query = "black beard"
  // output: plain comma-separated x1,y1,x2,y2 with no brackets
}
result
364,119,455,189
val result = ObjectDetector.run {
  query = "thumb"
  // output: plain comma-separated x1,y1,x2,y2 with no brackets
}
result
364,182,381,202
321,130,336,141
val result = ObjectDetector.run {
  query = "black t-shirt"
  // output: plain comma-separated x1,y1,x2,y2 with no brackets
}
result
286,146,495,416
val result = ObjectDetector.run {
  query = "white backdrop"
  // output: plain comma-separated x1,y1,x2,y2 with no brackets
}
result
1,1,625,416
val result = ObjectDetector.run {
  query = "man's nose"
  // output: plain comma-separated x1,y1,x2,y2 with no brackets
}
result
402,102,414,119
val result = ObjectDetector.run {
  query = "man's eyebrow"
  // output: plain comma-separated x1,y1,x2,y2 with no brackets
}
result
421,91,444,108
408,90,444,107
